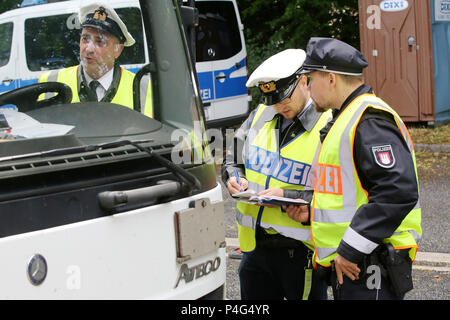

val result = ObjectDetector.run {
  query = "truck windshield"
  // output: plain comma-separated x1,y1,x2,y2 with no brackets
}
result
0,0,206,173
24,8,145,71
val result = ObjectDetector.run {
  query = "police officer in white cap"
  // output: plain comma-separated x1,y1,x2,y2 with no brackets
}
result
222,49,331,300
39,2,152,117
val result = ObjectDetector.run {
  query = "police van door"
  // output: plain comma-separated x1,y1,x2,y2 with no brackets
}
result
195,0,249,127
0,19,17,94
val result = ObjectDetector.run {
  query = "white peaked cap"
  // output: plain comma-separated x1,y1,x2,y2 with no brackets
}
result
246,49,307,88
79,2,135,47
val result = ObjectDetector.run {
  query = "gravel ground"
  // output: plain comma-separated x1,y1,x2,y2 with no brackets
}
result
218,150,450,300
225,248,450,300
415,152,450,253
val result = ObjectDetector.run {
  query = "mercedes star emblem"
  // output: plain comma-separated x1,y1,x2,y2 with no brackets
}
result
27,254,48,286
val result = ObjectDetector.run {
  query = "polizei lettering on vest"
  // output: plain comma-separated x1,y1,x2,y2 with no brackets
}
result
316,164,342,195
246,145,311,186
174,257,221,288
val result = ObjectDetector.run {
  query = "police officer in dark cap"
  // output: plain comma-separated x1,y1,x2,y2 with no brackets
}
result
286,37,422,300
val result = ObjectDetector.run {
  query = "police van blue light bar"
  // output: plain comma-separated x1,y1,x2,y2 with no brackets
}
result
21,0,48,8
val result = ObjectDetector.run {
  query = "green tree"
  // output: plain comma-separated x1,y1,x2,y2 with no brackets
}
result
0,0,20,14
237,0,359,108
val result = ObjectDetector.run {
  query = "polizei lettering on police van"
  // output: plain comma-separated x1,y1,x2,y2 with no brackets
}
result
175,257,221,288
246,145,311,185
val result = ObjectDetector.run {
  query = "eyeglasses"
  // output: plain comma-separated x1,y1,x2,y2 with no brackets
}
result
306,76,312,87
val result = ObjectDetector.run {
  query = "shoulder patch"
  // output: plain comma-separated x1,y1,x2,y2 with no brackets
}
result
371,145,396,168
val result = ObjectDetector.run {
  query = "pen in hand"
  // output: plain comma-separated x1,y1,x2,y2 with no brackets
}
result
234,168,242,192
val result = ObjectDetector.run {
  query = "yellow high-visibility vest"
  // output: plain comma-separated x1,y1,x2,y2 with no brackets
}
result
311,94,422,267
38,66,153,117
237,104,331,252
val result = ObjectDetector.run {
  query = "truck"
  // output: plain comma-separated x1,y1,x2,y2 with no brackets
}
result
0,0,226,299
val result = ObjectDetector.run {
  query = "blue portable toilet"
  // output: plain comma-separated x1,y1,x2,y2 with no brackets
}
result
431,0,450,123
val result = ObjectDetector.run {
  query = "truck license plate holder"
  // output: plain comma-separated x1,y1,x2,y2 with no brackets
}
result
175,198,225,263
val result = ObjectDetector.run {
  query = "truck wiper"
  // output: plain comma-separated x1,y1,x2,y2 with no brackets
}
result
0,139,154,163
129,141,201,192
98,141,202,212
0,139,201,193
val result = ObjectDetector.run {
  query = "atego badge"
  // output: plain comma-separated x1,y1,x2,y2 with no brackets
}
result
372,145,396,168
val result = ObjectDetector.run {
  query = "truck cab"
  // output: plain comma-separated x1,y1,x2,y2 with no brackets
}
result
0,0,250,129
0,0,225,299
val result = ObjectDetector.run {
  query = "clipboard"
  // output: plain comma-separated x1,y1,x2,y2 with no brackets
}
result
232,191,309,206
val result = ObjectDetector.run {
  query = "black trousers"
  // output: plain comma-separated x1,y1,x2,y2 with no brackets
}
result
329,258,405,300
330,273,404,300
238,243,328,300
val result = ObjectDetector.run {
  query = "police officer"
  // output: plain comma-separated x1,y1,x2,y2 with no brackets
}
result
222,49,330,300
39,2,152,116
287,37,422,300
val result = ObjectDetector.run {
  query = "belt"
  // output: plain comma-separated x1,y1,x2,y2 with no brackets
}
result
315,246,410,285
358,247,410,283
255,228,303,249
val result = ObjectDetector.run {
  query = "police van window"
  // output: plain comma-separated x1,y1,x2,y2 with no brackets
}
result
25,14,80,71
24,8,145,72
0,22,13,68
114,8,145,65
195,1,242,62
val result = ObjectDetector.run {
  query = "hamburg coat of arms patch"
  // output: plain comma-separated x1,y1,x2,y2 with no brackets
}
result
371,145,396,168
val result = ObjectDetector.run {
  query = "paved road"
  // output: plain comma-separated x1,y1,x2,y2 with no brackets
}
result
225,241,450,300
217,150,450,300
